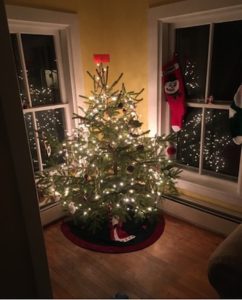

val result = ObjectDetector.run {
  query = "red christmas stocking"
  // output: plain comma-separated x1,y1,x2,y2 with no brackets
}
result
110,216,136,242
162,56,186,132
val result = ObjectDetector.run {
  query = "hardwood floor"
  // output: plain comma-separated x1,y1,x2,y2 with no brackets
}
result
43,214,224,299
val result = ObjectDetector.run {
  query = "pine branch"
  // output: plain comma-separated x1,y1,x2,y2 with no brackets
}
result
79,95,89,100
87,70,95,80
96,68,105,87
135,88,144,98
105,66,109,86
108,73,123,90
130,130,150,137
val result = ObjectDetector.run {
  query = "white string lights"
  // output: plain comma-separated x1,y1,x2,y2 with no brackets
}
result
177,108,235,175
36,64,180,231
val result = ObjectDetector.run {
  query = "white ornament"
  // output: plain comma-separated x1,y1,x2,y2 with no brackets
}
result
68,202,77,214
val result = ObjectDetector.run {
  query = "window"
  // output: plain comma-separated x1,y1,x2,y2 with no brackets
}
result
11,33,67,173
175,21,242,181
148,1,242,210
7,5,83,219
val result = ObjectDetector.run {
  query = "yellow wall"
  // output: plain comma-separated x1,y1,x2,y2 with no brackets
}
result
77,0,149,130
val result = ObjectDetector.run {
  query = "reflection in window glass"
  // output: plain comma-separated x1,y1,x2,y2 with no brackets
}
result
10,34,29,109
175,25,209,101
36,109,65,168
176,107,202,168
210,20,242,102
203,109,241,178
24,113,39,171
21,34,61,106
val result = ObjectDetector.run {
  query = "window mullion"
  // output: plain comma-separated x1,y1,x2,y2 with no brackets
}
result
198,107,206,175
53,33,66,104
23,103,68,113
53,33,73,136
198,24,213,175
17,33,44,171
31,112,44,172
205,23,214,101
16,33,32,108
64,105,73,134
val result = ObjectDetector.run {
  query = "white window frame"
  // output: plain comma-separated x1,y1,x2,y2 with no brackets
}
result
7,5,84,112
7,6,84,171
11,30,71,172
148,0,242,212
6,5,84,223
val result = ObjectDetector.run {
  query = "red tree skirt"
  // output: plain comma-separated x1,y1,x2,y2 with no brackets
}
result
61,216,165,253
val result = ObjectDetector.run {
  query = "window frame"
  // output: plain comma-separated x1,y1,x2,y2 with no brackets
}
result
6,5,84,223
11,31,71,172
174,21,242,180
7,4,84,123
148,0,242,211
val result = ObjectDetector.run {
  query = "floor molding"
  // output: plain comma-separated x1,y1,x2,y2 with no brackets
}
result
41,202,65,226
162,196,241,236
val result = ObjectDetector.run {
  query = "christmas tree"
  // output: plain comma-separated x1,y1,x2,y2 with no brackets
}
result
37,61,181,234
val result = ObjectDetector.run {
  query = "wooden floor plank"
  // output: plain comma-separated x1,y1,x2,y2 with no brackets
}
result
44,214,224,299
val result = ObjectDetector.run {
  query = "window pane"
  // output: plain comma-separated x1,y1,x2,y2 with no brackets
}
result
210,20,242,102
21,34,61,106
24,113,39,171
175,25,209,101
203,109,241,178
10,34,29,109
176,107,202,168
36,108,65,169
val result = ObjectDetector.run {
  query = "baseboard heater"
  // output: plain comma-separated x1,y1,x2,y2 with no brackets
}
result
163,195,242,224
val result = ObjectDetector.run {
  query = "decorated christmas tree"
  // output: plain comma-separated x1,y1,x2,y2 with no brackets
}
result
37,58,181,237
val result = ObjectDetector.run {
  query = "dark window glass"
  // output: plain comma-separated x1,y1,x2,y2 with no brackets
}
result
176,107,202,168
210,20,242,102
24,113,39,171
175,25,209,101
10,34,29,109
203,109,241,178
21,34,60,106
36,108,65,168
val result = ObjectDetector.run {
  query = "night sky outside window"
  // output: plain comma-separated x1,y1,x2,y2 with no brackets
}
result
174,21,241,180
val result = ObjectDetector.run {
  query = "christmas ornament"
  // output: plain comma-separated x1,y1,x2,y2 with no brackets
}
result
84,174,89,181
166,145,176,156
162,54,186,132
136,144,144,151
127,165,134,173
229,84,242,144
117,102,123,109
68,202,77,214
